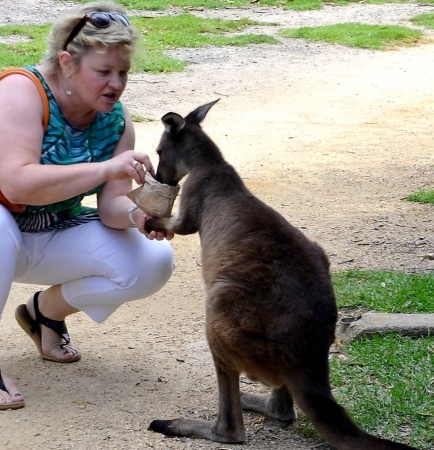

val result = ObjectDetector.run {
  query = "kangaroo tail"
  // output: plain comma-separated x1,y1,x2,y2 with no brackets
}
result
287,372,417,450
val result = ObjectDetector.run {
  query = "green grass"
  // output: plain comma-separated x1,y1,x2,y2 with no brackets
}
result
330,334,434,449
0,24,51,69
131,113,155,122
133,13,277,72
279,23,423,50
326,270,434,449
412,12,434,29
0,14,277,73
333,270,434,313
407,190,434,204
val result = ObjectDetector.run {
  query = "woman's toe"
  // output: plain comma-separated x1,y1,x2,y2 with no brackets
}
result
0,373,24,405
45,341,79,361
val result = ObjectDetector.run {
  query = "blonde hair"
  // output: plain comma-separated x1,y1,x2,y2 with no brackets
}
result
42,1,138,74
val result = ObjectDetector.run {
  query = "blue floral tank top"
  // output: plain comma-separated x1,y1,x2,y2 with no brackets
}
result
14,66,126,233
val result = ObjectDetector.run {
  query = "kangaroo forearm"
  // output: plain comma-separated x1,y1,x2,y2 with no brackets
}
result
145,216,197,236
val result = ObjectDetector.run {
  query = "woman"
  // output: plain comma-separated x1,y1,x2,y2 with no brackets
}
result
0,1,174,409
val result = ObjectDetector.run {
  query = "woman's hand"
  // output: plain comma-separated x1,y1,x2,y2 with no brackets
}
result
102,150,155,185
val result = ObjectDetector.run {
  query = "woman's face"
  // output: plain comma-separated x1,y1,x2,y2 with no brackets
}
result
71,46,131,113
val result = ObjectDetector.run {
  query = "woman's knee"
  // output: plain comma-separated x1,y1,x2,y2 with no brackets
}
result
62,237,175,323
126,237,175,297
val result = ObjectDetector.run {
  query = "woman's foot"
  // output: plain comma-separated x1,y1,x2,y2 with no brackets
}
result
0,371,25,410
15,290,81,363
26,292,80,361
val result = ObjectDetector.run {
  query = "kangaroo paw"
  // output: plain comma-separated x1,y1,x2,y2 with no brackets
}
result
144,218,158,234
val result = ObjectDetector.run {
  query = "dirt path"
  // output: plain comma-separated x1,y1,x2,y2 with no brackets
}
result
1,2,434,449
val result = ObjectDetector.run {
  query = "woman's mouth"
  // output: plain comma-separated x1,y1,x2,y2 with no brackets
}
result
103,92,117,102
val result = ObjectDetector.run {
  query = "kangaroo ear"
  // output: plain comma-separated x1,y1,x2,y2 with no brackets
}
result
186,99,220,125
161,112,185,135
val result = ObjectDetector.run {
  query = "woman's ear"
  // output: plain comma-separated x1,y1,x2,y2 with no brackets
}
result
58,51,75,77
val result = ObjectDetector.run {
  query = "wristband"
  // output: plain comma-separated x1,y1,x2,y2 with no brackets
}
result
128,205,139,226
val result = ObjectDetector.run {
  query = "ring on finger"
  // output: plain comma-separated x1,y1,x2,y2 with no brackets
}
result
133,161,139,167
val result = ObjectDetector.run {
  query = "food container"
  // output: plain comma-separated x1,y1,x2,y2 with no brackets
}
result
127,172,180,219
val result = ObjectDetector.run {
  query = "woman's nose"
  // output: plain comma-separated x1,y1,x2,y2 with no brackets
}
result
109,75,123,89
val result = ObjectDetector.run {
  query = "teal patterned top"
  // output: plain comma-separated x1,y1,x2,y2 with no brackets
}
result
14,66,126,233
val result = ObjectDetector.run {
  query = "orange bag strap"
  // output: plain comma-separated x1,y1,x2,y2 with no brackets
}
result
0,68,49,132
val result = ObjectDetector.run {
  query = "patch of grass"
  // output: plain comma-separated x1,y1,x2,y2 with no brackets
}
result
133,13,278,72
333,270,434,313
0,15,278,73
406,190,434,204
130,114,155,122
134,48,188,73
412,12,434,29
330,334,434,449
292,332,434,449
134,13,276,48
279,23,422,50
0,24,51,69
329,270,434,448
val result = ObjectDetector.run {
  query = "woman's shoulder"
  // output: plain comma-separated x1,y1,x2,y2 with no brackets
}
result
0,66,47,127
0,66,42,94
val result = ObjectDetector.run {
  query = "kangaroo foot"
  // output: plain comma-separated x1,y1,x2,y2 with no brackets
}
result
148,418,246,443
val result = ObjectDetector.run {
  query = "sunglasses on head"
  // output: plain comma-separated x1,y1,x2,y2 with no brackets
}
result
63,12,130,51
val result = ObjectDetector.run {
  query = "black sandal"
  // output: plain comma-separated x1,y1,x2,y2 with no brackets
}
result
0,370,25,410
15,291,81,363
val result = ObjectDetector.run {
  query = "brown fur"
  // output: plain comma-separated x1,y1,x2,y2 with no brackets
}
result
145,100,417,450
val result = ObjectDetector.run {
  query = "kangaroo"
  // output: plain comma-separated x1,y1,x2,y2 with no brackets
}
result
145,100,417,450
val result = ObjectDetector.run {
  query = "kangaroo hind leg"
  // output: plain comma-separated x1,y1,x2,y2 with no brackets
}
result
149,364,246,443
241,385,297,423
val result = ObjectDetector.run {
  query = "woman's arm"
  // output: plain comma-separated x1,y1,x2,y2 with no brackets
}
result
0,76,149,206
0,74,108,205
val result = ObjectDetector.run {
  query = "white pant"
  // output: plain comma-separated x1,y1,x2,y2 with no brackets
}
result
0,205,174,323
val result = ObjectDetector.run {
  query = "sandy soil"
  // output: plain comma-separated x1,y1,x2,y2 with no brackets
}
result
1,2,434,449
